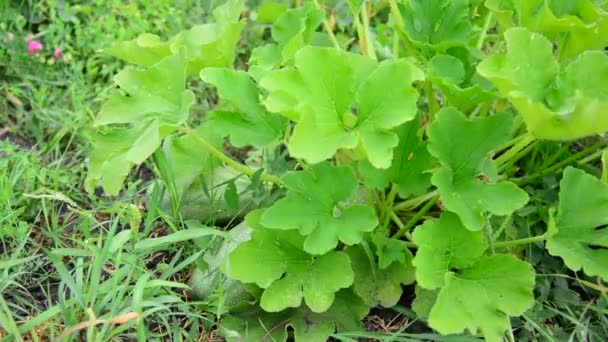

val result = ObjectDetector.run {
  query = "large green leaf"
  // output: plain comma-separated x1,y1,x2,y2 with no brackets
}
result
221,289,368,342
546,167,608,280
200,68,285,147
427,108,529,230
94,53,194,127
428,255,535,342
412,212,486,289
85,121,160,195
516,0,608,59
86,53,194,195
358,113,432,198
162,122,222,194
346,244,415,307
399,0,473,49
478,27,608,140
103,0,244,74
260,162,378,255
102,33,172,67
427,54,498,112
272,3,324,62
226,210,354,312
260,46,423,168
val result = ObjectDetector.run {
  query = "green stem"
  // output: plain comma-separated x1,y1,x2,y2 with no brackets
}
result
401,240,417,249
496,132,536,167
476,11,494,50
381,184,398,230
393,189,438,211
392,196,437,239
313,0,340,50
182,126,282,185
361,1,377,60
492,234,546,249
578,147,607,165
350,4,368,56
523,140,608,181
425,79,440,120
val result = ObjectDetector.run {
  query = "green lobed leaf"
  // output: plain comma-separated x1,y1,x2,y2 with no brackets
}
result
478,27,608,140
546,167,608,280
161,122,222,195
260,162,378,255
200,68,285,147
260,46,423,168
428,255,535,342
358,113,432,198
226,210,354,312
272,3,324,62
372,232,411,269
103,0,244,74
412,212,486,289
399,0,473,49
221,289,368,342
86,52,194,195
346,244,415,307
515,0,608,59
428,54,498,112
411,286,438,319
427,108,529,230
102,33,172,67
85,121,160,195
95,53,194,127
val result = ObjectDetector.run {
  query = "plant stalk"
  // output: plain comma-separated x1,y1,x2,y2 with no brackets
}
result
492,234,547,249
392,195,437,239
182,126,282,185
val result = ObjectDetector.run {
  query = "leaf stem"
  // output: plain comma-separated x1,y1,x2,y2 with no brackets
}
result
393,189,438,211
381,184,398,231
392,195,437,239
476,11,494,50
492,234,547,249
313,0,341,50
182,126,282,185
425,80,440,120
361,1,377,60
495,132,536,168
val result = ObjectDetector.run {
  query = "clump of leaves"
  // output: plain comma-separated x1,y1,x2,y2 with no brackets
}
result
86,0,608,341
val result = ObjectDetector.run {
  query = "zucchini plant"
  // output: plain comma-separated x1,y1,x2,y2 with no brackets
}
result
86,0,608,341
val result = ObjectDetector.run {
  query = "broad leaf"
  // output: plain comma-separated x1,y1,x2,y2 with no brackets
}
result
162,122,222,194
428,255,535,342
428,54,497,112
399,0,472,49
272,3,324,62
200,68,285,147
358,113,432,198
261,162,378,255
227,210,354,312
478,27,608,140
546,167,608,280
372,232,411,269
86,121,160,195
95,53,194,126
103,0,244,74
260,46,423,168
427,108,529,230
412,212,486,289
346,244,415,307
102,33,172,67
87,53,194,195
221,289,368,342
516,0,608,59
412,286,438,319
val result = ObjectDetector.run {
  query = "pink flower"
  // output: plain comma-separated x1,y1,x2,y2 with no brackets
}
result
53,48,62,61
27,40,43,55
24,34,32,42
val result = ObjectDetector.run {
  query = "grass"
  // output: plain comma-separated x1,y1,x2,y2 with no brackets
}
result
1,1,608,341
